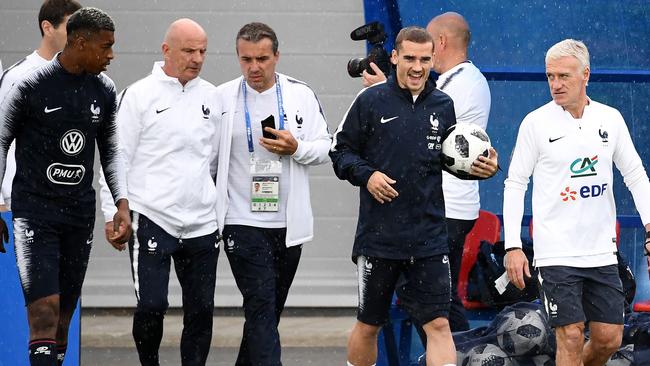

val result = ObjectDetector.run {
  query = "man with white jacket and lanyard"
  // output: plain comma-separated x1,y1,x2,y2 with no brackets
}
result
504,39,650,366
100,19,220,366
214,22,331,366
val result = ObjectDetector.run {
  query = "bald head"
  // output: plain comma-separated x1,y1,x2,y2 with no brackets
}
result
427,12,470,50
426,12,470,73
161,18,207,85
164,18,206,45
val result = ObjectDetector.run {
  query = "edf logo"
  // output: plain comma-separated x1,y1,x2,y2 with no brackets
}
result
560,183,608,202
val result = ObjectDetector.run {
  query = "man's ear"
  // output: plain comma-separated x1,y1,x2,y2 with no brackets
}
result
391,49,398,65
40,20,54,37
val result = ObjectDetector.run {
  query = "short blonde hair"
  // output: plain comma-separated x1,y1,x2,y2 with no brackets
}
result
545,39,590,71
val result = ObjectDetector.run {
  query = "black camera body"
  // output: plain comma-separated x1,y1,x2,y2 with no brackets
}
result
347,22,391,78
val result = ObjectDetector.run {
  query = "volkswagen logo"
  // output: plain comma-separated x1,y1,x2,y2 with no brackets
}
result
60,129,85,156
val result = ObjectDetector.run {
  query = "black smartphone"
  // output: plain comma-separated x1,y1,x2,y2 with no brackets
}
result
261,115,276,139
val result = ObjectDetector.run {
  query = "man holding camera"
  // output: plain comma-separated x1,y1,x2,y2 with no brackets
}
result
214,22,331,365
362,12,493,332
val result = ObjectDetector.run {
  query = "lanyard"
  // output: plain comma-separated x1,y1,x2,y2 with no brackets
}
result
241,74,285,153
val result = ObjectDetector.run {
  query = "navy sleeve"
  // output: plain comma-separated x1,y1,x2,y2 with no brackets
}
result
329,93,377,187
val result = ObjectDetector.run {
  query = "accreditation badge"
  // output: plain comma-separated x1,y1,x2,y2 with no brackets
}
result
250,158,282,212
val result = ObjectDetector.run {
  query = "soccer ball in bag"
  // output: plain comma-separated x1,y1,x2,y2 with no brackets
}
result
441,123,491,178
496,308,548,356
465,344,513,366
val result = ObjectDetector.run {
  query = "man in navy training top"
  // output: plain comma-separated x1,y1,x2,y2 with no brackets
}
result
0,7,130,366
331,26,496,366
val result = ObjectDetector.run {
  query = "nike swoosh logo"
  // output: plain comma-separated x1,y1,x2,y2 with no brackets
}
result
380,116,399,124
156,107,170,114
44,106,62,113
549,136,565,143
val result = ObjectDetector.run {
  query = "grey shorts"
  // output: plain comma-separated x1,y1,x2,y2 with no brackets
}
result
537,265,624,327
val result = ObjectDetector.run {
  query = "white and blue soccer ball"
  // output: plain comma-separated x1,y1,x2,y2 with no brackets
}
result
441,123,491,177
496,308,548,356
465,343,513,366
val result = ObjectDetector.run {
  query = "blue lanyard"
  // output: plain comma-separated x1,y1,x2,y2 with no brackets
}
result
241,74,285,153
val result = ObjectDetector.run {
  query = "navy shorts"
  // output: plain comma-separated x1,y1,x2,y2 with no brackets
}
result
537,265,624,327
356,254,451,326
13,217,94,306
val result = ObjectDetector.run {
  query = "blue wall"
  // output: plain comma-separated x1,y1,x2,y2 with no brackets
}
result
362,0,650,301
0,212,80,365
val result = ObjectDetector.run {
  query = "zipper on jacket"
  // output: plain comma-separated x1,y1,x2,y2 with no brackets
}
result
410,256,414,265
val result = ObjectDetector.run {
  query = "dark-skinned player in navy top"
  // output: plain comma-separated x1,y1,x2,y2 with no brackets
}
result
0,8,131,366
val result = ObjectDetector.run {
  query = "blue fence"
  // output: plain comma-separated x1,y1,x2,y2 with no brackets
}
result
0,211,80,365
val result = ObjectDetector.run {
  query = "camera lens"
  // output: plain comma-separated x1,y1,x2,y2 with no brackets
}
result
347,57,368,78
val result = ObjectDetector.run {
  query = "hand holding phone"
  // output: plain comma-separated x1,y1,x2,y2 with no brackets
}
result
261,115,276,140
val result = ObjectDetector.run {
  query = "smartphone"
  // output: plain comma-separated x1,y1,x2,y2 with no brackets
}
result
261,115,276,139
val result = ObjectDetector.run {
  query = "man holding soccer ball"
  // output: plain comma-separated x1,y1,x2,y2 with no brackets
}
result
331,26,497,366
504,39,650,366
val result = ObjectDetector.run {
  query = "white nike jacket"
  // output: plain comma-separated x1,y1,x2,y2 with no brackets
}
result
503,99,650,267
214,73,331,247
100,62,220,238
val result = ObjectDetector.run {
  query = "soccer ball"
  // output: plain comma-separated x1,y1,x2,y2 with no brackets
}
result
441,123,491,177
606,344,633,366
496,308,547,356
465,344,513,366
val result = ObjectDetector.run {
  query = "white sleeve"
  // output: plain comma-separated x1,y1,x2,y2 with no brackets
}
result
291,87,331,166
99,88,142,222
457,79,491,130
0,70,18,206
612,112,650,226
503,115,539,249
208,87,221,180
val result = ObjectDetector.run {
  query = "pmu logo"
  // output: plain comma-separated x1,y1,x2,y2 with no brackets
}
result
60,129,85,156
47,163,85,185
560,183,607,202
570,155,598,178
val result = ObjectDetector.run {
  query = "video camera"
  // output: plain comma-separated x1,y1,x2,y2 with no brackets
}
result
347,22,391,78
